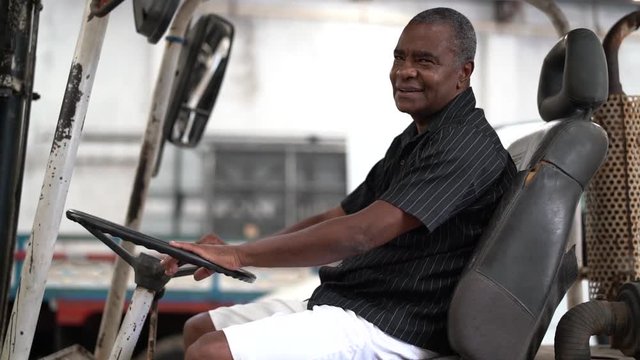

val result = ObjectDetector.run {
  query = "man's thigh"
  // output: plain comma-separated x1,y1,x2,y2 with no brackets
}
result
209,298,307,330
218,303,439,360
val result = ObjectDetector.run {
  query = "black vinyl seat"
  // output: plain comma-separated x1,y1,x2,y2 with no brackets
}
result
446,28,609,360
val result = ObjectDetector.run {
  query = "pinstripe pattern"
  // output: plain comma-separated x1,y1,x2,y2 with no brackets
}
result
307,88,516,353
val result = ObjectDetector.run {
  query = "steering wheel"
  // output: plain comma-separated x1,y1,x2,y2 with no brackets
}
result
66,209,256,283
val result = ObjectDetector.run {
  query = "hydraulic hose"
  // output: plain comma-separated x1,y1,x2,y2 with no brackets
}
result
554,300,629,360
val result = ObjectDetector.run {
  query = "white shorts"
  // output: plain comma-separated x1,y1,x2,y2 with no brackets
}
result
209,298,442,360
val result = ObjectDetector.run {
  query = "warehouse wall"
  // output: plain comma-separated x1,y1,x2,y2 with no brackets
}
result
18,0,640,233
12,0,640,348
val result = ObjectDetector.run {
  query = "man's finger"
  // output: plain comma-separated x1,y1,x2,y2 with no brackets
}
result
170,241,210,260
170,240,194,251
160,254,177,264
160,256,179,272
198,233,224,245
163,261,179,276
194,267,214,281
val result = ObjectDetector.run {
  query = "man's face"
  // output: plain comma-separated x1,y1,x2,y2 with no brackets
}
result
390,22,470,121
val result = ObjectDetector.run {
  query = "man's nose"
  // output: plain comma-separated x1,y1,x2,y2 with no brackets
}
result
395,63,418,78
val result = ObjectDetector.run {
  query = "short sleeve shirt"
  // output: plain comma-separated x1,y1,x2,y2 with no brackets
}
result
307,88,517,353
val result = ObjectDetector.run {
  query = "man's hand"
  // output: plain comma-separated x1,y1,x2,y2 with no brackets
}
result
161,233,241,281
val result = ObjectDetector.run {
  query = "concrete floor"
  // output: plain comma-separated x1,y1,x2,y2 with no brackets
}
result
43,343,635,359
535,345,633,360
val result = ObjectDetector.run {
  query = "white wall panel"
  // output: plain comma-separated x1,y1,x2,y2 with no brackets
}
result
17,0,640,234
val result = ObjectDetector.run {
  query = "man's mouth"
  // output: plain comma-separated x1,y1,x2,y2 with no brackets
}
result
397,87,422,93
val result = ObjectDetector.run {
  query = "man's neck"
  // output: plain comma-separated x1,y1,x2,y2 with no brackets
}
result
414,121,428,135
412,86,473,134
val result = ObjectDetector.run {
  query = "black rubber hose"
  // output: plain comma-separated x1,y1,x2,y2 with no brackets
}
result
554,300,629,360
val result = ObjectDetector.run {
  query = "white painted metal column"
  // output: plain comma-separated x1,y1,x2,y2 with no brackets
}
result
0,1,109,358
108,287,155,360
94,1,204,358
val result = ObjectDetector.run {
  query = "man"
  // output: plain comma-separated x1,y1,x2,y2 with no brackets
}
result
163,7,516,359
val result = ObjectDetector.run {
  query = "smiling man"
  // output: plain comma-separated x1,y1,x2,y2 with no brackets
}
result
163,7,516,360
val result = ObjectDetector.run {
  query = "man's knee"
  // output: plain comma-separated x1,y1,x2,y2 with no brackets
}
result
184,312,216,349
185,331,233,360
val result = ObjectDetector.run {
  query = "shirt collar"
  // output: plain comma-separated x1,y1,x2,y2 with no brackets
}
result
401,87,477,142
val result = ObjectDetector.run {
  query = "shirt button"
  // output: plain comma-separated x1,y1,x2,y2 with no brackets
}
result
400,160,405,166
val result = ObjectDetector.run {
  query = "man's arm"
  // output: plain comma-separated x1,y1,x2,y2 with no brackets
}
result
166,200,422,273
160,206,346,278
272,205,346,236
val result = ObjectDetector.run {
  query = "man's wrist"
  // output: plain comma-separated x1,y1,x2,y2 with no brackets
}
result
233,243,249,268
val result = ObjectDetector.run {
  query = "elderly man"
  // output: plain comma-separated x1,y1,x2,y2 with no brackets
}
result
163,7,516,359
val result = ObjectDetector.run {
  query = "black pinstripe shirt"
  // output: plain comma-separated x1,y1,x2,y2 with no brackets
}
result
307,88,516,354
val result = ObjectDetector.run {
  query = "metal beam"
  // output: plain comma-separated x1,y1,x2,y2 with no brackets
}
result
93,1,204,357
1,0,108,357
0,0,40,347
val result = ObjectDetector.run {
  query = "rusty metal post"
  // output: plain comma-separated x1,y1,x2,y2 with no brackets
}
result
602,11,640,97
524,0,570,37
0,0,40,346
93,1,203,358
145,298,160,360
586,10,640,301
0,1,109,358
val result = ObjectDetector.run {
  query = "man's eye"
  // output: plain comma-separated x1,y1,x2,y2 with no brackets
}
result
394,55,404,61
417,58,433,64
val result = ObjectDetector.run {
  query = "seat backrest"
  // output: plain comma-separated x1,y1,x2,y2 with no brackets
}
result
447,28,609,360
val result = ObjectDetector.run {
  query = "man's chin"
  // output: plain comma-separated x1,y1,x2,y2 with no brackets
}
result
395,104,421,116
395,98,426,112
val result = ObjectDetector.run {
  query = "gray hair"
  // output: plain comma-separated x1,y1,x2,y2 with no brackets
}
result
409,8,477,65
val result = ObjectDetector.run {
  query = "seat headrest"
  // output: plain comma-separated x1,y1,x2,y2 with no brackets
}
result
537,28,608,122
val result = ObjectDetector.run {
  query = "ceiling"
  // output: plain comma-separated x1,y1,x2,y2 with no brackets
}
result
461,0,637,3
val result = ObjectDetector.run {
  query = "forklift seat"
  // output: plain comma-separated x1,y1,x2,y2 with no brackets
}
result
446,28,609,360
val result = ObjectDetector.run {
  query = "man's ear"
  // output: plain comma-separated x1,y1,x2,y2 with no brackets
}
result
458,61,474,89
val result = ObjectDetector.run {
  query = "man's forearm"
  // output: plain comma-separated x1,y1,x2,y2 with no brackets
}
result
272,206,346,236
167,200,420,272
236,214,367,268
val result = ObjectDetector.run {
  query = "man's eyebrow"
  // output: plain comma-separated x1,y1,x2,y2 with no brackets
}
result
413,50,437,58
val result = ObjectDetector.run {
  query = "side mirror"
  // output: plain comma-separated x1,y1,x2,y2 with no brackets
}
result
132,0,180,44
163,14,234,147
